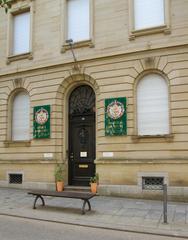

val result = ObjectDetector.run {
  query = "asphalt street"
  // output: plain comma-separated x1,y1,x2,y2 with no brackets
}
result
0,215,186,240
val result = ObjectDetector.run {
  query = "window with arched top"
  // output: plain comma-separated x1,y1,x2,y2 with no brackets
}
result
12,91,30,140
136,73,169,135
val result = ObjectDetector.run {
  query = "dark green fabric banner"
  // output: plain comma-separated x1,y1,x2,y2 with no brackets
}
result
33,105,50,139
105,97,127,136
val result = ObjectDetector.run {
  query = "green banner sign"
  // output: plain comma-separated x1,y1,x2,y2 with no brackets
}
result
105,97,127,136
33,105,50,139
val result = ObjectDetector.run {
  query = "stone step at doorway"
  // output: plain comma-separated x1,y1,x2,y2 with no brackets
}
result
64,185,90,193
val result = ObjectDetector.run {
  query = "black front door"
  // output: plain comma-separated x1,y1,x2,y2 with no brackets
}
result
69,85,96,186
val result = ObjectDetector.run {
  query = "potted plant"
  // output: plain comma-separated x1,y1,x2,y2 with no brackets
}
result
54,163,64,192
90,173,99,194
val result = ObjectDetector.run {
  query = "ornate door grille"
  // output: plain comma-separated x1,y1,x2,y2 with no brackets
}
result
69,85,95,116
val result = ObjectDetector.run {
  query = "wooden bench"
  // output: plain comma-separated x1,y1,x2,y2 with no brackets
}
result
28,190,96,214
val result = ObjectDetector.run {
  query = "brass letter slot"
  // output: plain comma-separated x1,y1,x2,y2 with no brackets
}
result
79,164,88,168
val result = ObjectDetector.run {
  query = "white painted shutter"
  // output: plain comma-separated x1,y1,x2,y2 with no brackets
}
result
12,92,30,140
134,0,165,30
13,12,30,55
67,0,90,42
137,74,169,135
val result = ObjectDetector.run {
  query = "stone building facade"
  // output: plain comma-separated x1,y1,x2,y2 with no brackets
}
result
0,0,188,200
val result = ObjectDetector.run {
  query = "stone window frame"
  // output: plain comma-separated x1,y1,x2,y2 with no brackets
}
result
128,0,171,40
61,0,95,53
6,0,35,64
4,88,31,147
132,70,173,141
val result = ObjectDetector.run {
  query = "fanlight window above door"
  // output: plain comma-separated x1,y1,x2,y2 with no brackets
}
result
69,85,95,115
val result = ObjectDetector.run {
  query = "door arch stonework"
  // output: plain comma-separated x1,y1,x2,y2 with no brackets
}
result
56,74,99,185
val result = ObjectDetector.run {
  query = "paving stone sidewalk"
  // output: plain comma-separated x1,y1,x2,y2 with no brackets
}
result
0,187,188,238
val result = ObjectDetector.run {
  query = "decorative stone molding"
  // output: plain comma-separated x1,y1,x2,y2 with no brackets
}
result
13,78,24,88
71,63,81,74
4,140,31,148
7,53,33,64
61,73,100,96
132,134,174,143
61,40,94,53
144,56,155,69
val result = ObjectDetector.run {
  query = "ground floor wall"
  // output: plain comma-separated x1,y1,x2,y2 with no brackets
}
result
96,160,188,201
0,163,57,189
0,46,188,201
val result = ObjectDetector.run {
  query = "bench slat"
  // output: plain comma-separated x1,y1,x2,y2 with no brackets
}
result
28,190,95,200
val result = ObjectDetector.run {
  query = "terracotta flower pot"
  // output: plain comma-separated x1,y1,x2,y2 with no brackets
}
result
56,181,64,192
90,182,97,193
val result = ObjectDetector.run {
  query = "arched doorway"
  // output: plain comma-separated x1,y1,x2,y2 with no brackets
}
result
68,85,96,186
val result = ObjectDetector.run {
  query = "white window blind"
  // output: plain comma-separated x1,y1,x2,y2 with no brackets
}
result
67,0,90,42
134,0,165,30
12,92,30,140
13,11,30,55
137,74,169,135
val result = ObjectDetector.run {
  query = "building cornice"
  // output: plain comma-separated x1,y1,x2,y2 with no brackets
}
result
0,43,188,78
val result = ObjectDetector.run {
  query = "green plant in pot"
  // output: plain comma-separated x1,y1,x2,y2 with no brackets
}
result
90,173,99,193
54,163,64,192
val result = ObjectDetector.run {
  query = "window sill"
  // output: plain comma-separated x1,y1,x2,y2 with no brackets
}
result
132,134,174,142
4,140,31,148
129,25,171,40
7,52,33,64
61,39,94,53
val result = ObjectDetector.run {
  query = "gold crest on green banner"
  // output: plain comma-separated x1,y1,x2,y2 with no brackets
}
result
33,105,50,139
105,98,127,136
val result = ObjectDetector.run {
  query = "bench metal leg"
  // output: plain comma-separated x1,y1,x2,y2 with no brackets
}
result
33,195,45,209
82,199,91,214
